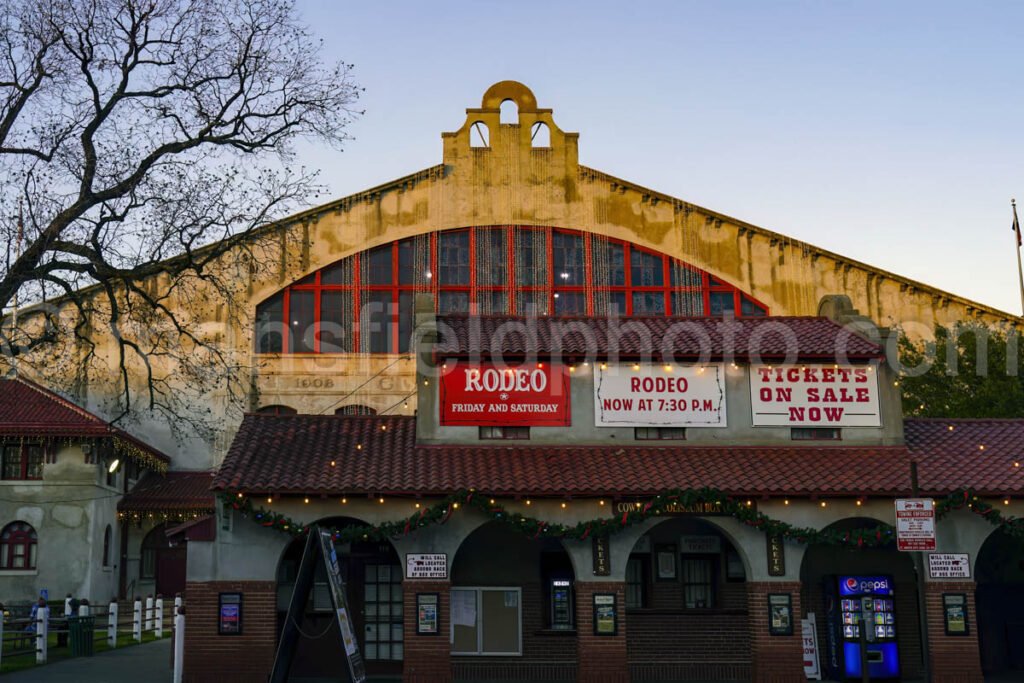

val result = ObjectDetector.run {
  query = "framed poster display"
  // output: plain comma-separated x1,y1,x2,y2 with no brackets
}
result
942,593,969,636
655,544,677,581
768,593,793,636
416,593,440,635
218,592,243,635
593,594,617,636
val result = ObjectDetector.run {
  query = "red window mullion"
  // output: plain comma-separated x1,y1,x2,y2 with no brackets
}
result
282,288,291,353
545,226,554,313
469,227,478,313
701,272,710,318
313,275,322,354
391,242,399,354
662,255,671,315
583,232,594,316
352,252,361,352
623,243,633,315
507,226,516,314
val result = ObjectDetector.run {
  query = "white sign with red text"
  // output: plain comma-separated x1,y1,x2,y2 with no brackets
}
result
594,363,727,427
749,364,881,427
896,498,936,551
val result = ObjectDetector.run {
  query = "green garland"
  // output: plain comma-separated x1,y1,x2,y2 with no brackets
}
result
935,489,1024,538
224,488,910,548
224,488,1024,548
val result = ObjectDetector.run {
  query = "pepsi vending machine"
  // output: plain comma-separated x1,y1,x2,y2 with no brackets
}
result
837,575,899,679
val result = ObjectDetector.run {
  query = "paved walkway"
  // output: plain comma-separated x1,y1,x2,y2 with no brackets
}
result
2,638,171,682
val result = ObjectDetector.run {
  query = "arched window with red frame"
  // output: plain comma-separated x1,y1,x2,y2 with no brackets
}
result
0,521,38,570
254,226,769,355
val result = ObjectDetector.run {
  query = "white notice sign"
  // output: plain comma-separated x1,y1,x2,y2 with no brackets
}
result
895,498,936,551
749,364,881,427
594,363,727,427
928,553,970,579
406,553,448,579
802,613,822,680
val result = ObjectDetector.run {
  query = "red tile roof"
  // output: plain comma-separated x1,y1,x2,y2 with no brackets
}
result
0,377,170,464
0,377,110,437
906,418,1024,495
119,471,216,514
434,314,885,362
213,414,913,497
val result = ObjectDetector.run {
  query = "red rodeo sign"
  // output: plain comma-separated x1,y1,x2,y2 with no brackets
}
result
439,362,571,426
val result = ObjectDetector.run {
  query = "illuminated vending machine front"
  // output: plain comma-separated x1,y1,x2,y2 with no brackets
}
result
838,575,899,679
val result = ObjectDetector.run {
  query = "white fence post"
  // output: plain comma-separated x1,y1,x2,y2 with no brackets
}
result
145,594,154,632
155,597,164,639
64,596,72,619
133,598,142,642
172,610,185,683
107,601,118,648
0,611,5,670
35,606,48,664
174,594,182,618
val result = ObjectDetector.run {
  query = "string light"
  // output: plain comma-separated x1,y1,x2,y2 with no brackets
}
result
330,460,336,467
267,497,272,504
978,445,985,451
304,497,309,504
820,501,827,508
489,499,495,505
378,497,385,504
341,497,347,504
856,499,863,507
452,502,459,509
560,502,567,509
525,499,532,506
1004,498,1011,506
599,500,605,506
415,502,420,509
356,444,362,450
948,425,955,431
783,499,790,506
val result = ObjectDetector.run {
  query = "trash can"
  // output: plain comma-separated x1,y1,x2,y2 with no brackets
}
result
68,615,95,657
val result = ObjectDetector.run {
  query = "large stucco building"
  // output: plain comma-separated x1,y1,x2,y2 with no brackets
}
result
2,82,1023,682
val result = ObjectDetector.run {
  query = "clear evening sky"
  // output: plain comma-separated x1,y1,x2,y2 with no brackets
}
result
294,1,1024,317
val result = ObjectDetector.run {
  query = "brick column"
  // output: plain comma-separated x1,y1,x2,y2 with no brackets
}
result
575,581,628,683
403,580,452,683
182,580,277,683
747,581,804,683
924,581,983,683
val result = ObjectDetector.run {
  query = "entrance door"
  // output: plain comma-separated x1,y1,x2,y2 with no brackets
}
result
358,561,404,673
156,546,187,598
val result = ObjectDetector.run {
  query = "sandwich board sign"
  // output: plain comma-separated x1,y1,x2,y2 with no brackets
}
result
270,526,366,683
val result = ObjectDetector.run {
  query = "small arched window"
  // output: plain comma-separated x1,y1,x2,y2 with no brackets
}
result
1,521,38,570
257,405,298,416
470,121,490,148
102,525,112,567
531,122,550,148
500,99,518,124
335,405,377,416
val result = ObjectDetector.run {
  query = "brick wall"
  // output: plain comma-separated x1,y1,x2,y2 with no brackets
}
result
182,580,277,683
403,580,451,683
575,582,628,683
747,582,803,683
924,582,983,683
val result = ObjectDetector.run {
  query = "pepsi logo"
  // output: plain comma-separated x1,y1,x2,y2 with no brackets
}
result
845,578,858,591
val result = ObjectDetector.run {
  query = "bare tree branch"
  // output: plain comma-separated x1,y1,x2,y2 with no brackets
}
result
0,0,362,440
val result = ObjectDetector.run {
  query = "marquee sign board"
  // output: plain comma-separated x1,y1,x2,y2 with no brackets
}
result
749,364,881,427
439,362,570,427
594,363,727,427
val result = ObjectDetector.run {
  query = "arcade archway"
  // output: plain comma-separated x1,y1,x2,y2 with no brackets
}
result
975,527,1024,675
449,521,576,681
275,517,403,679
624,516,751,682
800,518,920,681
